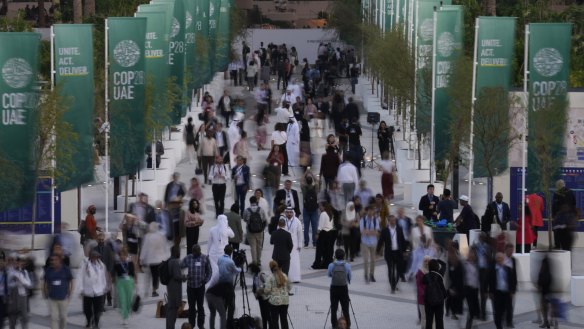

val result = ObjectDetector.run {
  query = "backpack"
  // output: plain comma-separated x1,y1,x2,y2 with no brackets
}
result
331,262,348,286
304,186,318,211
247,208,265,233
424,272,447,306
159,259,171,285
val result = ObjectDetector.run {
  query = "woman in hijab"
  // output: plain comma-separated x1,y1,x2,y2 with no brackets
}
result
207,215,235,281
342,202,358,262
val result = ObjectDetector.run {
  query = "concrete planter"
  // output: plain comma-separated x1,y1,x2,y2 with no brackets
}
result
530,250,571,292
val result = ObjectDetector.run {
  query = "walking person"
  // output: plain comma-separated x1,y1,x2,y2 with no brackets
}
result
201,131,218,185
243,196,268,268
301,173,320,248
185,199,204,255
415,256,431,328
342,202,359,262
232,156,251,217
282,208,303,283
43,254,74,329
261,261,291,329
139,222,170,297
360,206,380,283
463,248,480,329
217,90,232,127
77,250,107,329
165,246,183,329
327,249,352,329
270,218,294,275
423,259,448,329
185,117,197,164
337,157,360,205
445,243,464,320
251,264,270,329
181,245,213,329
225,203,244,251
377,215,407,293
312,202,334,270
207,215,235,284
209,155,229,216
115,249,137,327
489,253,517,329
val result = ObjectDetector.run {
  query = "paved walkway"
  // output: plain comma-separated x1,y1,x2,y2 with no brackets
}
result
22,74,584,329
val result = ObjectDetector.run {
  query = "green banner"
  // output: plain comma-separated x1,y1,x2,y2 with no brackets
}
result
107,17,147,177
384,0,394,31
199,0,212,84
208,0,220,76
432,6,463,161
53,24,95,191
135,11,171,132
215,0,231,72
181,0,198,93
152,0,186,123
527,23,572,192
414,0,437,136
472,17,516,177
0,32,40,210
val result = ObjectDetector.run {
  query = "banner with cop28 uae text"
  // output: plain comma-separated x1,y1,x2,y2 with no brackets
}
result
472,17,516,178
53,24,95,191
527,23,572,193
432,6,463,161
215,0,232,72
152,0,186,123
134,11,171,130
107,18,147,177
0,32,40,211
208,0,220,77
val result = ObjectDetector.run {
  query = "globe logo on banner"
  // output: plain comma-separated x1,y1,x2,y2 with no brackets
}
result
171,17,181,38
2,58,33,89
533,48,563,77
420,19,433,42
437,32,455,58
186,11,193,29
210,3,215,16
113,40,141,68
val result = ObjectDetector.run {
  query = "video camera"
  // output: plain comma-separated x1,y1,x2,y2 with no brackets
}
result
232,249,247,268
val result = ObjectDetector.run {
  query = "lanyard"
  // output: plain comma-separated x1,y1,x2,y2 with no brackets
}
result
287,218,293,231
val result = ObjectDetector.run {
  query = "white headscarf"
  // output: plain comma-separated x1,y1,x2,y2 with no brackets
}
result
345,202,356,222
209,215,234,256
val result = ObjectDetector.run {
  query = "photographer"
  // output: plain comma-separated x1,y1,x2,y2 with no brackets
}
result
206,245,241,329
327,249,352,329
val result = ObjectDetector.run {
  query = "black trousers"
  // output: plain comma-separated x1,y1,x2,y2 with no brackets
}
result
269,304,289,329
83,295,104,327
425,303,444,329
555,228,573,251
493,291,512,329
330,285,350,329
465,286,480,329
212,183,226,216
313,230,332,268
186,227,200,255
150,264,160,291
386,250,403,290
280,143,288,175
202,156,215,183
258,298,271,329
187,285,206,329
275,257,290,276
479,268,489,320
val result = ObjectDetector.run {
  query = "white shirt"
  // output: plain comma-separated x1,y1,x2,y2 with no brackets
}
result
271,130,287,145
318,211,334,232
388,225,399,251
379,160,394,173
76,259,107,297
336,162,360,186
275,107,291,123
209,164,229,184
280,93,296,106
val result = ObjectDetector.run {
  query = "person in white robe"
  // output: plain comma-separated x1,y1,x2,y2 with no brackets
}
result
280,89,296,107
286,116,300,168
283,207,303,282
289,80,303,102
228,118,241,168
207,214,235,286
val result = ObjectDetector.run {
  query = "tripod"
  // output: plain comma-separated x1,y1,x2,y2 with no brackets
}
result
233,251,252,327
365,122,380,169
323,298,359,329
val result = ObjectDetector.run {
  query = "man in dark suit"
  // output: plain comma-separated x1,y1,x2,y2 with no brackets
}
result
377,215,407,293
270,218,294,275
273,179,301,216
232,156,251,216
482,192,511,233
488,252,517,329
419,184,440,221
164,172,186,204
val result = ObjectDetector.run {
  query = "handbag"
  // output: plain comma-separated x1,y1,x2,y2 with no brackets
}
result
178,301,188,318
155,298,167,318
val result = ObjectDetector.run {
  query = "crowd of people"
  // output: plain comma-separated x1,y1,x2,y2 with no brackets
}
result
0,40,580,329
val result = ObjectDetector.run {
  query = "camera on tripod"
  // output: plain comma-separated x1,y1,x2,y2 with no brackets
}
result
232,249,247,268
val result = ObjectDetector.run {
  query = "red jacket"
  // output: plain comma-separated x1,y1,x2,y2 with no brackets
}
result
526,194,544,227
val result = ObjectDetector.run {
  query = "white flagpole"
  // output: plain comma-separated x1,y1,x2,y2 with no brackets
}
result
105,19,110,233
521,24,530,254
50,25,56,234
430,8,437,184
468,18,479,204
